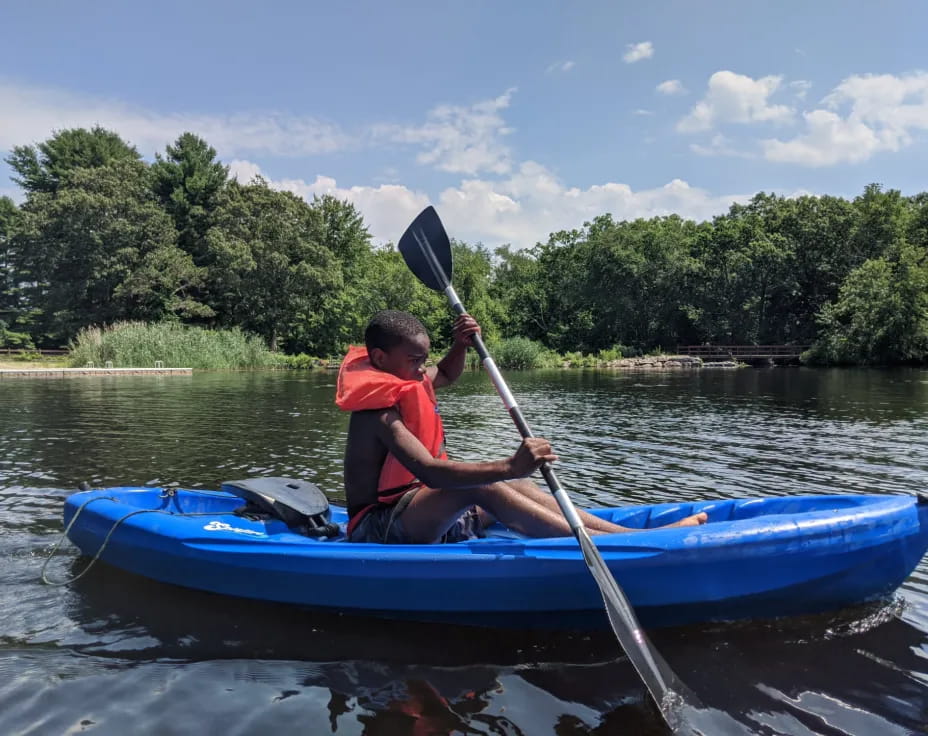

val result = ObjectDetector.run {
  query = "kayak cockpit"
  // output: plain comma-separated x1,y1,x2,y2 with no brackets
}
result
591,494,887,529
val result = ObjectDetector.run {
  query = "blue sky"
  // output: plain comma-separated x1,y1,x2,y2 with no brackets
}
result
2,1,927,247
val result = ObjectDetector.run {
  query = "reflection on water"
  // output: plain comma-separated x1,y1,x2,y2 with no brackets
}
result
1,367,927,734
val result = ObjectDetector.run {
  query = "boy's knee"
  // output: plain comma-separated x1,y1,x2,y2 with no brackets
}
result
473,482,509,504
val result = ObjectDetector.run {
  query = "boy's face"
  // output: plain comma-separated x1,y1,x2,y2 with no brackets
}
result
370,333,430,381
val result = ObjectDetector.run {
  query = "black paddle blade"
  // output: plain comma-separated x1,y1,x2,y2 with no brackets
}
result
398,206,453,292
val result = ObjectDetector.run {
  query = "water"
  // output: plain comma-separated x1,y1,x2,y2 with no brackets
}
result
2,367,927,735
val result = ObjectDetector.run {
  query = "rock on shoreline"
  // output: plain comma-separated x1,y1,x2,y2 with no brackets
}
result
607,355,702,369
584,355,742,369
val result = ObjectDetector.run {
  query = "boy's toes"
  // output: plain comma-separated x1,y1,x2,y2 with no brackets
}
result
672,512,708,528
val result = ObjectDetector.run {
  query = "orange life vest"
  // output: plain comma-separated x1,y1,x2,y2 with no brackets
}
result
335,345,447,530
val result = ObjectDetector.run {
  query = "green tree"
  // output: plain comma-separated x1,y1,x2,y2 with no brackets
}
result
509,215,700,352
849,184,911,263
691,197,795,345
204,180,342,351
5,126,141,195
293,195,376,355
906,192,928,250
151,133,228,265
0,196,18,316
447,240,500,342
591,215,699,350
491,244,549,340
301,213,498,356
351,245,447,348
11,160,207,343
524,226,596,351
0,196,33,348
769,194,856,342
810,242,928,364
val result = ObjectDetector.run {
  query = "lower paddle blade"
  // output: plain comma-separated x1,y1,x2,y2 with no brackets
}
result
575,529,699,721
397,206,454,292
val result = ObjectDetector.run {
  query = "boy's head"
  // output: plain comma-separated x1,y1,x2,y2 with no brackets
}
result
364,310,430,380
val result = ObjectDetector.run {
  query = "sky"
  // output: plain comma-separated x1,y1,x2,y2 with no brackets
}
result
2,0,927,248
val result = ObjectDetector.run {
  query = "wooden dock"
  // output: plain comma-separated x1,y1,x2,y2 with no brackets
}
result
678,345,809,362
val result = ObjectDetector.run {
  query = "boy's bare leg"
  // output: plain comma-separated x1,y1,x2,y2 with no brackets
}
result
502,478,629,533
400,480,707,543
400,483,577,543
503,478,708,532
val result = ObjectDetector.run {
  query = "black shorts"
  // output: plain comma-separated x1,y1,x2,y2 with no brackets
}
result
347,488,485,544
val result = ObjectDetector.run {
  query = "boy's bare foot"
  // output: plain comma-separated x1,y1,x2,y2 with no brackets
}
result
589,511,710,535
664,512,708,528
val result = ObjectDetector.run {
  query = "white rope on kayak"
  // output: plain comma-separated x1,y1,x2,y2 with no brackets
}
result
40,490,230,587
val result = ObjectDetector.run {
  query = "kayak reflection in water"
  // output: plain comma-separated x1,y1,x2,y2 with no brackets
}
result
336,310,707,544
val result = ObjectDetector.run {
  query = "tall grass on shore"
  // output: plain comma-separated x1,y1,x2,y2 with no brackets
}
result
461,337,561,370
68,322,275,370
462,338,637,370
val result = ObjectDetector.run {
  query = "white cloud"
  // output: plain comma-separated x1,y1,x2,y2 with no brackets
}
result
825,72,928,128
1,79,520,179
763,72,928,166
690,134,755,158
789,80,812,99
656,79,686,95
228,159,265,183
0,80,350,157
623,41,654,64
232,159,749,248
435,165,749,246
376,89,516,175
762,110,887,165
633,109,654,116
677,71,794,132
546,60,575,73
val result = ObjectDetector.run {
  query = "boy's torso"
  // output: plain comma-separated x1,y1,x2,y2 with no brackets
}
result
343,409,390,516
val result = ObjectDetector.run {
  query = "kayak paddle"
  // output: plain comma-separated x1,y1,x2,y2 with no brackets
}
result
397,205,691,725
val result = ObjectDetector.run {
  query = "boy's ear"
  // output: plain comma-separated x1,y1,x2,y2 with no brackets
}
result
369,347,386,369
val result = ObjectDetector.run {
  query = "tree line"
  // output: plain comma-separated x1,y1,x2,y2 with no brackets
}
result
1,126,926,365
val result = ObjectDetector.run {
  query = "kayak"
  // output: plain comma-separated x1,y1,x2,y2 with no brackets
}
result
61,482,928,629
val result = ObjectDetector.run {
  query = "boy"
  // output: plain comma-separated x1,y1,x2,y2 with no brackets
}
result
336,310,706,544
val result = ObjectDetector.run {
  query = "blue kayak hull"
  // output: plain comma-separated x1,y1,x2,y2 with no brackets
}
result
63,488,928,629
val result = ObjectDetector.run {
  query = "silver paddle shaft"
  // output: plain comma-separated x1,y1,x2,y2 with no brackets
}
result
408,221,679,720
442,282,674,705
442,284,587,532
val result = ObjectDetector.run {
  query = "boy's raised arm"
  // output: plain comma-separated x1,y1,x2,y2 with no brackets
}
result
431,314,481,388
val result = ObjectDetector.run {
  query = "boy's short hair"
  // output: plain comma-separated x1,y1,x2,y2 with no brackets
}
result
365,310,427,353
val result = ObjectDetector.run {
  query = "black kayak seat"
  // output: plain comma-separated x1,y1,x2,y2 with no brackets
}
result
222,477,340,538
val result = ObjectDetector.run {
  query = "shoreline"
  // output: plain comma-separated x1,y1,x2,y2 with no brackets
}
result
0,367,193,378
0,354,763,373
12,353,911,374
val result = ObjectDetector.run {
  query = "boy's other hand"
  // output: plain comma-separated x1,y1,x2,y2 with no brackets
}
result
452,314,481,347
510,437,558,477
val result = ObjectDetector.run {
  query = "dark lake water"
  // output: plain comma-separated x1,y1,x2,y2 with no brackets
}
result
2,367,927,735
